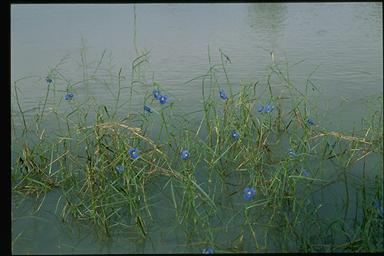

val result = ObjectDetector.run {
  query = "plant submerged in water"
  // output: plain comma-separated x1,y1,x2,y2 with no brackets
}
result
11,48,384,254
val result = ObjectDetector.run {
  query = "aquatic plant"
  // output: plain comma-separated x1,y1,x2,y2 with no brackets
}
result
219,88,228,100
288,148,296,157
374,200,384,217
10,47,384,254
231,130,240,140
307,118,315,126
153,89,160,100
64,92,74,100
263,103,274,113
202,247,214,254
128,148,139,160
243,187,256,201
180,149,190,160
302,169,310,177
257,103,264,112
159,95,168,104
115,164,124,174
144,105,153,113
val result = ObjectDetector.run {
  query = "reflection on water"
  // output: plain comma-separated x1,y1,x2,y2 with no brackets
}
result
247,3,287,37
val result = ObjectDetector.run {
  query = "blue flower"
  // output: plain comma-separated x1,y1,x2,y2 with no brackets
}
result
257,103,264,112
288,148,296,157
302,169,310,177
115,165,124,174
153,89,161,100
128,148,139,160
46,77,53,84
307,118,315,126
159,95,168,104
202,248,214,254
374,200,384,217
231,130,240,140
144,105,153,113
264,103,274,113
64,92,74,100
243,187,256,201
181,149,190,160
219,89,228,100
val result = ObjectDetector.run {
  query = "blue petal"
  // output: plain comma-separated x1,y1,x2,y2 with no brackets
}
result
231,130,240,140
307,118,315,125
219,89,228,100
153,90,161,100
181,150,189,160
243,187,256,200
64,92,74,100
257,104,264,112
264,104,273,113
202,248,214,254
128,148,139,159
159,95,168,104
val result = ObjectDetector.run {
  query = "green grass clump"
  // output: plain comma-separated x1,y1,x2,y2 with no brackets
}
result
11,47,383,253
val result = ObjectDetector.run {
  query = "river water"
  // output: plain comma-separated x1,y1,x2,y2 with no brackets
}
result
11,3,383,253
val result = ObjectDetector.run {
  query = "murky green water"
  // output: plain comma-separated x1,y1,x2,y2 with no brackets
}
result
11,3,383,253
